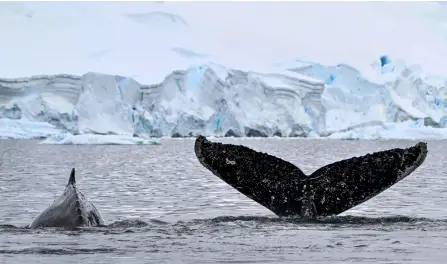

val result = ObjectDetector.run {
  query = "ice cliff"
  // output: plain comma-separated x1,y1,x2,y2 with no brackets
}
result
1,57,446,140
1,1,447,140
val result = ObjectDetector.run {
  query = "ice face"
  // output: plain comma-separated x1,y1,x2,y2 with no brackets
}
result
0,1,446,141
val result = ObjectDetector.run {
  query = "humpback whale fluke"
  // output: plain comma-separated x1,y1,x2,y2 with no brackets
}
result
29,168,105,229
194,136,428,218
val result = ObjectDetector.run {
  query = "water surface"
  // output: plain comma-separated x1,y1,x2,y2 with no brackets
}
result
0,138,446,263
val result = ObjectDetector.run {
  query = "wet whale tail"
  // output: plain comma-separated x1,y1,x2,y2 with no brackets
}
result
194,136,428,218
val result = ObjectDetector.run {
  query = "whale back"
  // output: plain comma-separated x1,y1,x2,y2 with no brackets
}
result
308,142,428,216
29,168,105,229
194,136,309,216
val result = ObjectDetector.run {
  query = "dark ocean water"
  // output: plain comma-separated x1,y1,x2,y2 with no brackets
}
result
0,138,446,264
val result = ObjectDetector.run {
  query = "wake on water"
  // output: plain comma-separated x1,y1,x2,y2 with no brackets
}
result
2,214,446,256
2,215,446,232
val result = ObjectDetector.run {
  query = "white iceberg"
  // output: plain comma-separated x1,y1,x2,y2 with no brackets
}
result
41,133,161,145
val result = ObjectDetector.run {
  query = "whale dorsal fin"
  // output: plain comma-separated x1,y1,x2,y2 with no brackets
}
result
68,168,76,186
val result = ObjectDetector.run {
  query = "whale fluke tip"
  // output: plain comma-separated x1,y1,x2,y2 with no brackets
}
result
415,142,428,158
195,135,207,156
415,142,428,153
196,135,206,142
68,168,76,186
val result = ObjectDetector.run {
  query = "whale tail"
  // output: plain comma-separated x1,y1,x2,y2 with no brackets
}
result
68,168,76,186
194,136,428,218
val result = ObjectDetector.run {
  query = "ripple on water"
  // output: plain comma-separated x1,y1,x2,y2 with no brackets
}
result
0,139,446,263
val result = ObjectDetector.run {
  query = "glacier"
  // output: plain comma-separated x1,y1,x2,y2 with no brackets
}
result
1,1,447,141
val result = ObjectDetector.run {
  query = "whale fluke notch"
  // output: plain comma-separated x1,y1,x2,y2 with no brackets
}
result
194,136,428,218
68,168,76,186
